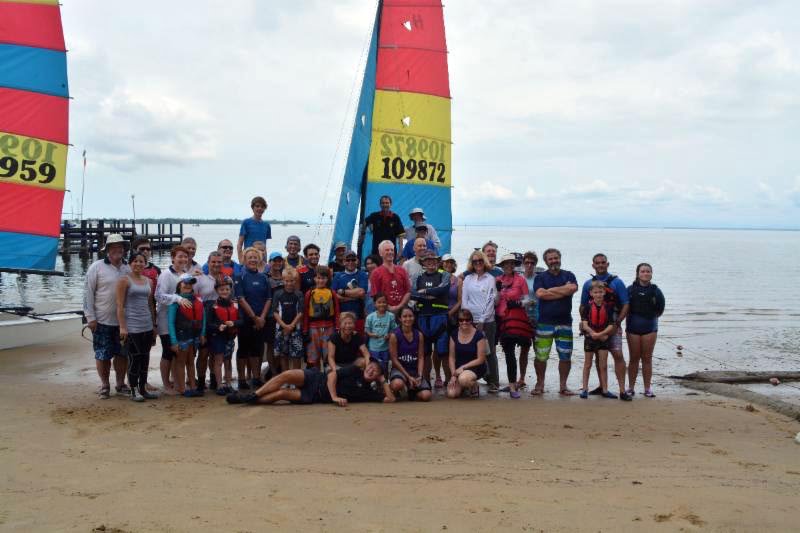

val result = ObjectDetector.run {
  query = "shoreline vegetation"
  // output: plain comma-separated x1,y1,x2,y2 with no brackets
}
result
118,218,309,225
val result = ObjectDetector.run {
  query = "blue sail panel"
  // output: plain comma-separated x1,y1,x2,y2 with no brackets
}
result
0,43,68,97
0,232,58,271
328,8,380,261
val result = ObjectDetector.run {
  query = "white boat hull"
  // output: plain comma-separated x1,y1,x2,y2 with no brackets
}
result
0,313,82,350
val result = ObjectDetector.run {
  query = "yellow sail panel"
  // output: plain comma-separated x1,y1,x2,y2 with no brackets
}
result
0,131,67,191
367,90,451,188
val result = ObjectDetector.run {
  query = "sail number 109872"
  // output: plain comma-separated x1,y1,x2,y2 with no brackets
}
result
379,134,448,183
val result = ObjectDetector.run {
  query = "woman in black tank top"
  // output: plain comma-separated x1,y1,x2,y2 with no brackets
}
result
446,309,488,399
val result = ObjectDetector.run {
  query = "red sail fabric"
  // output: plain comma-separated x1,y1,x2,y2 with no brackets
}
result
0,2,65,51
0,87,68,144
379,4,446,51
0,182,63,238
376,47,450,98
376,3,450,98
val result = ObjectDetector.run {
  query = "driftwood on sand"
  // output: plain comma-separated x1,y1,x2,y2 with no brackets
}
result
671,370,800,384
673,371,800,421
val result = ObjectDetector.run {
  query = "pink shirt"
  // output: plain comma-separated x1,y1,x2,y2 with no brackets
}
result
369,264,410,307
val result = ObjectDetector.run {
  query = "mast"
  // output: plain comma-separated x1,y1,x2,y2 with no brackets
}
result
0,0,70,274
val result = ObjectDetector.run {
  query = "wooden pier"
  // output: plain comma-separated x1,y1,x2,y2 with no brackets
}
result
60,219,183,258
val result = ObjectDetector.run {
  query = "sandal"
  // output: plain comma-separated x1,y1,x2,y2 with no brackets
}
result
644,389,656,398
99,386,110,400
510,389,521,399
530,387,544,396
559,389,576,397
516,381,528,391
115,384,131,395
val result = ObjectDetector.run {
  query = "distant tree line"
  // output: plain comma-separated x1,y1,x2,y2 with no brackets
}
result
132,218,308,225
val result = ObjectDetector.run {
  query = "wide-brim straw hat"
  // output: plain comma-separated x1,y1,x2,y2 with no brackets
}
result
101,234,129,251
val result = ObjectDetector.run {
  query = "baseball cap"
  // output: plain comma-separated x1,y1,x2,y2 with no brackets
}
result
269,251,284,261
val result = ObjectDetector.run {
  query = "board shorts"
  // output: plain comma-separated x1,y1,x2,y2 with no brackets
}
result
93,323,121,361
626,314,658,336
237,325,265,359
306,326,333,366
297,368,326,404
275,329,304,359
584,337,610,353
209,336,236,359
369,350,390,375
175,337,200,351
389,369,431,399
534,323,573,362
417,314,449,356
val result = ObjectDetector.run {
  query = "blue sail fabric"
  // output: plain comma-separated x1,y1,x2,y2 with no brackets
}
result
0,232,59,271
328,10,380,262
0,43,68,97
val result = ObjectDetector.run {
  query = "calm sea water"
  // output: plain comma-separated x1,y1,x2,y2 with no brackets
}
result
2,225,799,394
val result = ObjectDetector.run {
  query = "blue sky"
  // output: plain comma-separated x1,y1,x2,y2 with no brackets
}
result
60,0,799,228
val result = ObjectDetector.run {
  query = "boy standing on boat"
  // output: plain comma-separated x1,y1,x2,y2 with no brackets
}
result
237,196,271,263
403,207,441,251
84,234,131,399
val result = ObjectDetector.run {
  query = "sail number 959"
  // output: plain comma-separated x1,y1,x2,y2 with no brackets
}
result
380,157,446,183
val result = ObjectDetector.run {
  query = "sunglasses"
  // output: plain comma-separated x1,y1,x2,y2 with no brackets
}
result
471,259,484,264
137,246,151,252
219,246,233,250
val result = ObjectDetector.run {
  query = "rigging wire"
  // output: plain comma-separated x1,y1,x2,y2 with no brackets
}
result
312,0,380,250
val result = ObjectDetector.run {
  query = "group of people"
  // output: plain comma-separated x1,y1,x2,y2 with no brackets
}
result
83,195,665,406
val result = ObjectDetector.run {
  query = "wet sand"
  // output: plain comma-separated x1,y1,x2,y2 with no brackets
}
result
1,335,799,532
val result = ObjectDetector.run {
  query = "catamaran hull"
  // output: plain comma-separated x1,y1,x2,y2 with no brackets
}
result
0,313,82,350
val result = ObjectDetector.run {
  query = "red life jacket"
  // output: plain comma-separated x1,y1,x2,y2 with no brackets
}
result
213,300,239,337
587,302,611,332
175,296,204,335
499,307,534,338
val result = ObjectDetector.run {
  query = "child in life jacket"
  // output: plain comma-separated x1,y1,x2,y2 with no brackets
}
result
206,276,243,395
302,266,339,370
579,281,632,401
168,274,206,397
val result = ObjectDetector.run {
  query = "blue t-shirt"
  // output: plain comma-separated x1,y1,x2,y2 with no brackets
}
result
401,238,436,260
239,217,272,248
234,268,272,318
332,270,369,318
533,269,578,325
580,272,629,308
365,311,397,352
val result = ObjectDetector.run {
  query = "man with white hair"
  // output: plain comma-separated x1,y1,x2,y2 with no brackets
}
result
369,240,410,315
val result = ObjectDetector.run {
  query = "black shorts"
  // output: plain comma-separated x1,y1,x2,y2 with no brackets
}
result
160,334,174,361
584,337,610,353
237,325,265,359
500,334,532,354
297,368,326,404
264,317,276,344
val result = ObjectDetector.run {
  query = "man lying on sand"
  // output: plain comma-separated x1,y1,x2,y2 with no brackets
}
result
226,358,395,406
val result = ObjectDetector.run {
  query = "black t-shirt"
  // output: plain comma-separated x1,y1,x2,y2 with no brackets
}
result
272,288,302,326
330,332,365,366
365,211,404,254
319,364,385,403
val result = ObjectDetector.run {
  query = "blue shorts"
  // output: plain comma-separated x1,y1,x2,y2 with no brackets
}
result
417,314,449,356
534,324,573,362
93,323,121,361
626,314,658,335
176,338,200,351
209,335,236,359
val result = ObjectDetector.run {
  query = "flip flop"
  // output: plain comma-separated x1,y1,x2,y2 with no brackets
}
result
559,389,576,397
644,389,656,398
530,387,544,396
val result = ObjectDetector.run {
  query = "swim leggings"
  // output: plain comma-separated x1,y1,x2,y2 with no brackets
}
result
126,331,153,392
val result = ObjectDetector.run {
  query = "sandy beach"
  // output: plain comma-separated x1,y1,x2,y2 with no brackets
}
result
1,335,799,532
